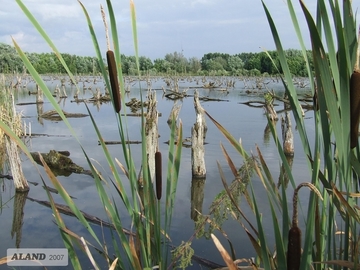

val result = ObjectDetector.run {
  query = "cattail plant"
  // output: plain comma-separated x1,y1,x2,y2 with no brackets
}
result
287,183,323,270
102,6,121,113
350,35,360,149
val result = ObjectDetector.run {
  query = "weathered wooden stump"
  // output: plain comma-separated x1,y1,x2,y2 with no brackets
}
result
191,90,206,179
36,84,43,103
145,91,158,182
282,111,294,156
6,137,29,192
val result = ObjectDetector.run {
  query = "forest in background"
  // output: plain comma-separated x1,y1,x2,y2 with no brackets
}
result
0,42,313,77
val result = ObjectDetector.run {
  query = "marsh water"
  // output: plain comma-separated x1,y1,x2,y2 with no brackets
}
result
0,75,314,269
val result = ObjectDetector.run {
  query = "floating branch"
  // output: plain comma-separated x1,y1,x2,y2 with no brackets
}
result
40,110,88,121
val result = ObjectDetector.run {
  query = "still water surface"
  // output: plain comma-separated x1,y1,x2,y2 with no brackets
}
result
0,75,314,269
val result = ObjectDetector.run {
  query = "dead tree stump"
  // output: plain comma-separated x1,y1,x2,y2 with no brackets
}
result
264,93,278,121
36,84,43,103
5,94,29,192
191,91,206,179
145,91,158,182
6,137,29,192
282,111,294,156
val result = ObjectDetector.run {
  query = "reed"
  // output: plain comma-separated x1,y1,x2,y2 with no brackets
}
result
2,0,183,268
204,0,360,269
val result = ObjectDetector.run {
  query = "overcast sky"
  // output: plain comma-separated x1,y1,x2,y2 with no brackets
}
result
1,0,360,60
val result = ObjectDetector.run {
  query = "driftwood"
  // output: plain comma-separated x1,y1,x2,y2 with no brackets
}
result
120,112,162,117
164,90,190,100
40,110,88,121
0,174,38,186
26,197,134,235
99,140,142,145
199,97,229,102
42,185,76,199
16,101,44,106
30,150,93,177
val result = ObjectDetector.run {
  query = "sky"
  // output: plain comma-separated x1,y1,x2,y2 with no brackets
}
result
1,0,360,60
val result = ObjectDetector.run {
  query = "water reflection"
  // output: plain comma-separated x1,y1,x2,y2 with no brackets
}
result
11,191,28,248
0,75,314,268
190,177,206,222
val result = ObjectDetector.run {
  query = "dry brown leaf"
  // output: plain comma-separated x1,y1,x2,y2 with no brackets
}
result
211,233,238,270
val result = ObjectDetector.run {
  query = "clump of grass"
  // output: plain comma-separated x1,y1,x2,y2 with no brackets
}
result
5,0,185,268
0,75,23,169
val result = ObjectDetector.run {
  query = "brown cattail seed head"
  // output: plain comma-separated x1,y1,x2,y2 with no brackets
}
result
106,50,121,113
350,71,360,148
155,151,162,200
287,226,302,270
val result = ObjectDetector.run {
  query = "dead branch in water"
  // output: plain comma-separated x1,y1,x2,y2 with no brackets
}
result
40,110,88,121
27,196,135,235
99,140,142,145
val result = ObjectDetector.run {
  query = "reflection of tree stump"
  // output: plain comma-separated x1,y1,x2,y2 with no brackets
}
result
191,178,206,221
278,155,294,189
11,191,29,248
191,91,206,178
145,91,158,182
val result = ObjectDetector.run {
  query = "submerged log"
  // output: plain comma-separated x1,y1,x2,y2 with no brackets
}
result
30,150,93,177
40,110,88,121
99,140,142,145
191,90,207,179
27,197,134,236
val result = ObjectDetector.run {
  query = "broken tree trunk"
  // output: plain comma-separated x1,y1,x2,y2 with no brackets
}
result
5,92,29,191
145,91,158,182
191,90,206,179
281,111,294,156
36,84,43,103
167,101,182,126
6,137,29,192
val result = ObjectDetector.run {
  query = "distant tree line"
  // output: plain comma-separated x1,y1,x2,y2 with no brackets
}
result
0,42,313,77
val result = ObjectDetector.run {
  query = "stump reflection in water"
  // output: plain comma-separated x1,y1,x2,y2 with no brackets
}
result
11,191,29,248
190,177,206,221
